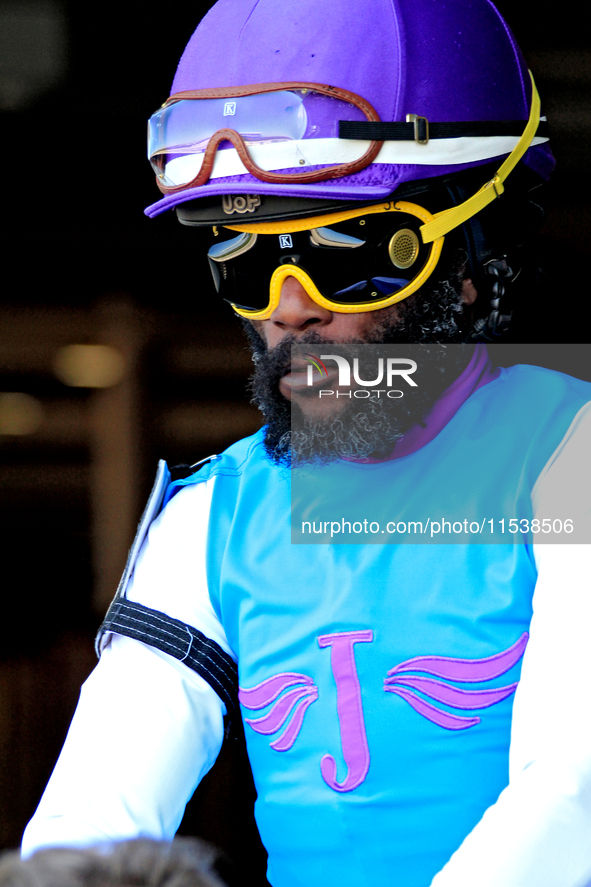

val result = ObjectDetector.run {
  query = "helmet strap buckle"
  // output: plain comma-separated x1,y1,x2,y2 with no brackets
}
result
405,113,430,144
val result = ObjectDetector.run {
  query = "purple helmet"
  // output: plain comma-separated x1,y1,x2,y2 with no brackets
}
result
145,0,553,221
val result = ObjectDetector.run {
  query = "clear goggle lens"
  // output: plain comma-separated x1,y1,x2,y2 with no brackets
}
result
148,89,369,188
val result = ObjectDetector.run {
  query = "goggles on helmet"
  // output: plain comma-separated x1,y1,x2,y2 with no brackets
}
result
204,71,542,318
207,202,444,318
148,82,382,193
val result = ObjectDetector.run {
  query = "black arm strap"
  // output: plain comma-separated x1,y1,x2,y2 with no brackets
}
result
339,119,549,141
98,598,240,733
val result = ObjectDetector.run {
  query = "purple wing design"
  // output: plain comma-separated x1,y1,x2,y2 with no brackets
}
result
389,686,481,730
385,633,528,731
387,632,529,682
239,672,318,752
239,672,315,709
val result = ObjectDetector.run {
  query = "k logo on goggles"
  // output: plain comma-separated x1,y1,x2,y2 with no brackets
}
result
148,82,382,193
207,202,445,318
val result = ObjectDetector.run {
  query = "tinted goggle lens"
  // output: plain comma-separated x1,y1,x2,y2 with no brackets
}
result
207,209,437,313
148,89,369,188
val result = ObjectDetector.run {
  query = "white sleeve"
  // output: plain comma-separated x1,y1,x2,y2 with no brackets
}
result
22,477,232,856
430,402,591,887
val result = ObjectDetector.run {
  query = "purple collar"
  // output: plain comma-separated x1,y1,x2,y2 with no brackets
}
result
355,344,499,463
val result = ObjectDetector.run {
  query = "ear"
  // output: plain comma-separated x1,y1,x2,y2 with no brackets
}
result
461,277,478,306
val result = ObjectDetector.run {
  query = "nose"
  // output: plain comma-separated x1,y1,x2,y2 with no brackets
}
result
269,275,332,334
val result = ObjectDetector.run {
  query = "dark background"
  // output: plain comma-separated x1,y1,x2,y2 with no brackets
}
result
0,0,590,875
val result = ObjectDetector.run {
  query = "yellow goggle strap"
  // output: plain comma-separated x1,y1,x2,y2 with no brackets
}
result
420,71,541,244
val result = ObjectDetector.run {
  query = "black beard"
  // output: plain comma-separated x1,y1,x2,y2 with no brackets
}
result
243,258,473,465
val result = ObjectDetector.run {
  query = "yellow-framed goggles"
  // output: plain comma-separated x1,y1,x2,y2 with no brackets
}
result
206,72,541,320
208,201,445,319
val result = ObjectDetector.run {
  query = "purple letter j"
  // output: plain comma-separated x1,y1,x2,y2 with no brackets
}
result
317,630,373,792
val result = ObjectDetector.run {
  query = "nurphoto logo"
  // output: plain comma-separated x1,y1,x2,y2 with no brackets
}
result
304,352,418,398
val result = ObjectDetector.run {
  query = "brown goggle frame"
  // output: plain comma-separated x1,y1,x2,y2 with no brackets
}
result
152,82,383,194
